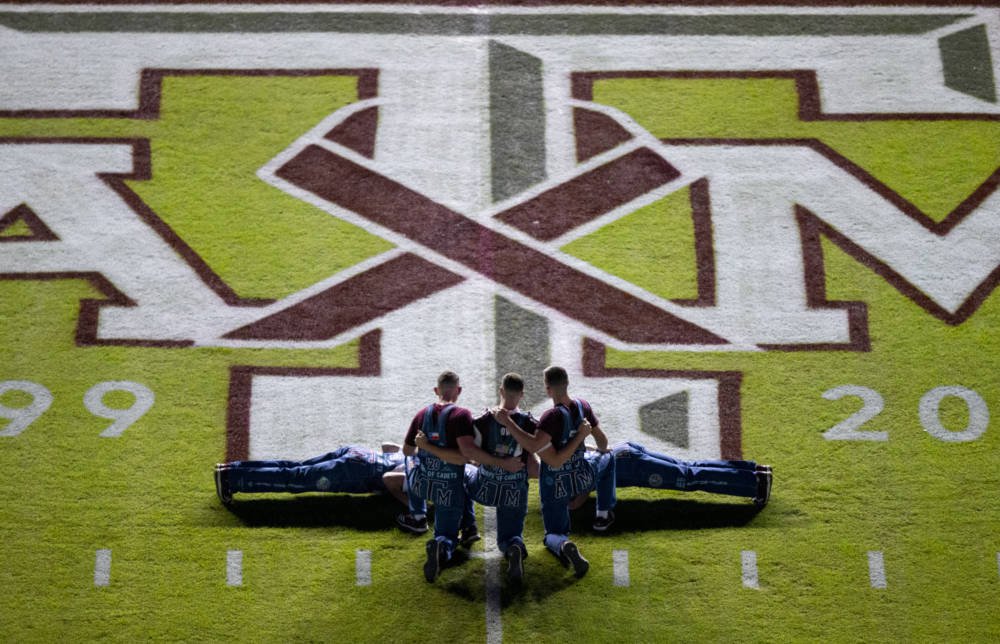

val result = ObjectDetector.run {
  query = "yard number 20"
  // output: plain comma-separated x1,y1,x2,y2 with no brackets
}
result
822,385,989,443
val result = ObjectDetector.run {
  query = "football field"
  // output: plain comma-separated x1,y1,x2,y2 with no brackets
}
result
1,3,999,642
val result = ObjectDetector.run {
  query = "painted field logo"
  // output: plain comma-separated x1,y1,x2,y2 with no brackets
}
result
0,7,998,465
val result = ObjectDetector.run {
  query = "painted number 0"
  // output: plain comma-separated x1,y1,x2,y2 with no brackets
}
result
822,385,990,442
918,386,989,443
0,380,154,437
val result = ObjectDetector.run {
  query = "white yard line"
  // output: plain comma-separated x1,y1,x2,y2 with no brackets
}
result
93,549,111,587
741,550,759,589
226,550,243,587
613,550,630,587
483,507,503,644
355,549,372,587
868,551,887,589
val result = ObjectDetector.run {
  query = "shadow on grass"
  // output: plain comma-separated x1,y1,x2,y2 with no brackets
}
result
435,545,582,605
436,549,486,601
225,493,407,530
223,492,770,533
500,547,587,606
572,495,764,533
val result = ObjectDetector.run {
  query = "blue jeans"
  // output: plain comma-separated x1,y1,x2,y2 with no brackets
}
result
405,463,476,529
226,447,385,494
406,460,473,562
540,451,616,556
613,442,757,497
466,467,528,554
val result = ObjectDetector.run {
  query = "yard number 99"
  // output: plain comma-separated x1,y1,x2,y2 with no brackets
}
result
0,380,154,437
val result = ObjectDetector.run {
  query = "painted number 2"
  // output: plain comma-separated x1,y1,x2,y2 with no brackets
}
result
0,380,154,437
821,385,888,442
822,385,990,443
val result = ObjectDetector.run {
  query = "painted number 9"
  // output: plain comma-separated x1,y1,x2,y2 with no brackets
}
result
0,380,154,437
822,384,990,443
83,381,156,438
0,380,54,437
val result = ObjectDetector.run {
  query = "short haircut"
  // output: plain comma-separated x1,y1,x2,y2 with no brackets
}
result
543,366,569,388
500,372,524,392
437,371,460,388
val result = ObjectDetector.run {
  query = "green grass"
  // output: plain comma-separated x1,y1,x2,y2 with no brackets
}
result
1,73,999,642
0,75,393,300
563,187,700,301
583,75,1000,641
0,216,35,238
593,76,1000,221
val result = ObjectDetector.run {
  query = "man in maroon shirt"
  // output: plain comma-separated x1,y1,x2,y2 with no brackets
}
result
401,371,477,582
494,366,616,578
460,373,535,584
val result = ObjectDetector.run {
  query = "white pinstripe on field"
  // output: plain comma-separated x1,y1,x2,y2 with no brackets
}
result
613,550,630,587
93,549,111,587
741,550,759,589
483,507,503,644
226,550,243,587
356,549,372,586
868,551,886,589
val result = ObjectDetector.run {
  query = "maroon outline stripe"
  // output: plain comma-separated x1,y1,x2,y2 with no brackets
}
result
756,207,871,351
571,69,1000,325
661,137,1000,332
324,105,378,159
670,178,716,307
573,67,999,343
572,70,1000,121
0,1,995,6
0,203,59,242
97,139,274,309
1,68,379,345
660,138,1000,238
790,205,1000,328
275,143,727,345
566,108,715,305
0,137,271,347
573,106,635,163
225,329,381,460
0,67,378,119
495,146,681,241
581,338,743,459
223,253,464,340
0,271,194,347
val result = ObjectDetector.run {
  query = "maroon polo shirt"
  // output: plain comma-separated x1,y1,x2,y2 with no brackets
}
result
404,402,474,448
536,399,598,449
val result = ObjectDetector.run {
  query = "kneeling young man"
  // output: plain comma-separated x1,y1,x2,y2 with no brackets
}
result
495,366,616,578
402,371,477,582
459,373,535,584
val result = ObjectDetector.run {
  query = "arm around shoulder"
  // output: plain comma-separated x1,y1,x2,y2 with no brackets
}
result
591,425,609,452
415,431,468,465
494,409,550,454
457,436,524,473
538,422,591,468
